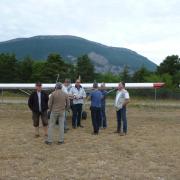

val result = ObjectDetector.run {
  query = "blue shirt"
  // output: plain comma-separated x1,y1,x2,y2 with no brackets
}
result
90,90,102,108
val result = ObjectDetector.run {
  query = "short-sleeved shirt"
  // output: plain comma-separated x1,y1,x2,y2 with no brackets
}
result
90,90,103,108
115,89,130,110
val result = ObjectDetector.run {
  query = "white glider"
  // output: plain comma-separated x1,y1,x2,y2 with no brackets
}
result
0,82,165,90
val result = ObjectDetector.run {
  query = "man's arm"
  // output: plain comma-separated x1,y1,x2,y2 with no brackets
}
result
48,94,53,111
123,91,130,106
65,93,70,109
123,98,130,107
28,94,33,110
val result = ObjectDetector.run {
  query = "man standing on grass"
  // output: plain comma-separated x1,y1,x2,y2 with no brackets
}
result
89,82,103,135
100,83,108,129
70,79,86,128
114,82,130,136
28,82,49,138
45,82,70,145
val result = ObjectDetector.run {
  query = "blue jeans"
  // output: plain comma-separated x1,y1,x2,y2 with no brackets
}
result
90,106,101,133
72,104,82,127
116,106,127,133
100,106,107,128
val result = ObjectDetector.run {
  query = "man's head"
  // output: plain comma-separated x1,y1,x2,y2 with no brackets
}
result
35,82,42,92
75,79,81,87
64,78,71,86
56,82,62,90
118,82,125,90
93,82,98,89
101,83,106,90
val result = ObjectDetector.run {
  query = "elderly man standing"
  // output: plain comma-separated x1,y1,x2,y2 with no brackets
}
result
114,82,130,136
70,79,86,128
45,82,70,145
28,82,48,138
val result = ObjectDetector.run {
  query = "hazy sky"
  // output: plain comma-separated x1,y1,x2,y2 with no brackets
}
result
0,0,180,65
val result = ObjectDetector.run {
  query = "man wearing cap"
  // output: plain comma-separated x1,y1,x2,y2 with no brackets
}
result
28,82,49,138
45,82,70,144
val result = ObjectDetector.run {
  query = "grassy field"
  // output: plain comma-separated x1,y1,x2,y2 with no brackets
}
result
0,102,180,180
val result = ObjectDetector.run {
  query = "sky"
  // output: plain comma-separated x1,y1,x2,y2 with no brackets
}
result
0,0,180,65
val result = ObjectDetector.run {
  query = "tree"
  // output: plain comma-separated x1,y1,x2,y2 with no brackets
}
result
96,72,120,83
132,66,151,82
120,65,131,82
76,55,95,82
157,55,180,76
16,56,34,82
157,55,180,86
0,53,18,82
41,53,67,82
31,61,46,82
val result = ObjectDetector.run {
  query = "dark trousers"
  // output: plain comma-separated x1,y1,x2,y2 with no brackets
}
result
72,104,82,127
100,106,107,128
91,106,101,133
116,106,127,133
32,111,48,127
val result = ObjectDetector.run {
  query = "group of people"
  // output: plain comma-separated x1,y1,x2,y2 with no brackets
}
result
28,79,130,145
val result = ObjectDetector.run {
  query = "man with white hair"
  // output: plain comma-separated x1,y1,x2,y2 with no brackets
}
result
45,82,70,145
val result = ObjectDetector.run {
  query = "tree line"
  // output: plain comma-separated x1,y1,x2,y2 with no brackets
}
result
0,53,179,91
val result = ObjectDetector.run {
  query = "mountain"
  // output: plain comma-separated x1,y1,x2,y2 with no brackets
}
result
0,35,157,74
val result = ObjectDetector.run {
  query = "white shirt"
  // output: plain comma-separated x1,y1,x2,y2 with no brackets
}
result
62,84,72,94
115,89,129,111
37,91,42,112
70,86,86,104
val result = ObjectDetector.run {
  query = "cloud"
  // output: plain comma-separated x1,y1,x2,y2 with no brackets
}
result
0,0,180,64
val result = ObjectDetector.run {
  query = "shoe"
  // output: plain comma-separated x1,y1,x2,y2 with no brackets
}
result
44,141,52,145
113,130,120,133
91,132,99,135
35,134,40,138
64,129,68,133
79,125,84,128
57,141,64,145
72,126,76,129
119,132,125,136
